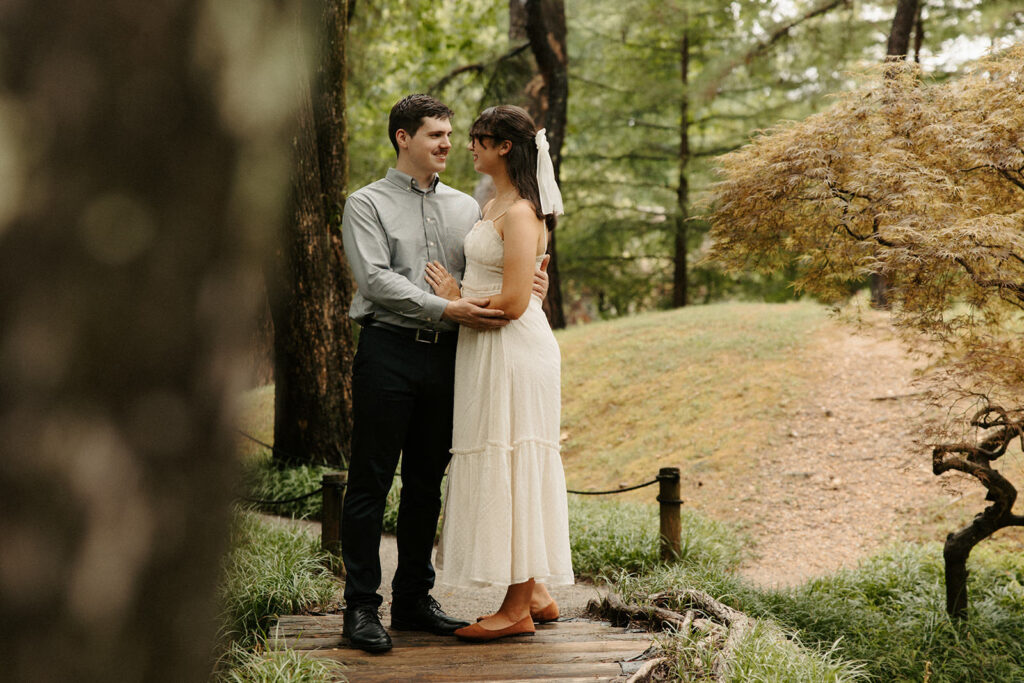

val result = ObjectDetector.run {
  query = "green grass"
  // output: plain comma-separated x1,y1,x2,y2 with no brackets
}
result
717,621,865,683
214,642,344,683
613,543,1024,682
743,544,1024,682
568,498,748,579
557,301,830,494
241,452,403,533
241,455,335,520
218,511,339,648
234,302,1024,679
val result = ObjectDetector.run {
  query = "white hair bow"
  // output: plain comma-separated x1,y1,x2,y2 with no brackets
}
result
535,129,564,216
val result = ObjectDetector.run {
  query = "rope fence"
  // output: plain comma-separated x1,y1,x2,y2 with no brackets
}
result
236,430,684,570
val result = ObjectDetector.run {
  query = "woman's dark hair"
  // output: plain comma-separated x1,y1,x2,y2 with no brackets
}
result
470,105,557,231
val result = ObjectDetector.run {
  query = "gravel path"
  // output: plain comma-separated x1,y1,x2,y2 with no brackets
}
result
725,320,947,587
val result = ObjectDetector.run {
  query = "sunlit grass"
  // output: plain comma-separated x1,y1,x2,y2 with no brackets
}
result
557,301,829,493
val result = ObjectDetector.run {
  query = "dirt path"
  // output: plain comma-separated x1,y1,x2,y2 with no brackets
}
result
705,320,950,587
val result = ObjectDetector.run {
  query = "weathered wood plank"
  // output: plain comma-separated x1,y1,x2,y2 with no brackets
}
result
269,614,656,682
273,629,651,651
270,617,650,651
273,615,639,635
308,661,627,682
307,639,648,664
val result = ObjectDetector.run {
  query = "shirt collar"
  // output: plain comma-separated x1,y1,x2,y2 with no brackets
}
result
386,168,439,194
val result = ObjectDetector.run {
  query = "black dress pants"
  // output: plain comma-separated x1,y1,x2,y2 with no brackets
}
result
341,325,457,609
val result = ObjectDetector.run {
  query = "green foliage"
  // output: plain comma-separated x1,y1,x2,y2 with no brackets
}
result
242,452,405,534
609,544,1024,681
716,621,865,683
214,641,345,683
568,498,747,579
348,0,506,194
560,0,878,314
241,455,334,519
341,1,1024,318
218,512,339,648
745,545,1024,682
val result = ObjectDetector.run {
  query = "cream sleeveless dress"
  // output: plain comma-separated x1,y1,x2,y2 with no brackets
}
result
436,218,574,588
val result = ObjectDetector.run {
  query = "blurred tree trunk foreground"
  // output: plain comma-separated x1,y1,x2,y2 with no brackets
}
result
0,0,303,680
268,0,356,468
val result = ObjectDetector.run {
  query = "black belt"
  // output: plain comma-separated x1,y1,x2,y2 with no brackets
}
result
364,320,458,345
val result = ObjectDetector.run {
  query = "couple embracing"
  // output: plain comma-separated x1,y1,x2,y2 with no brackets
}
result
339,94,573,652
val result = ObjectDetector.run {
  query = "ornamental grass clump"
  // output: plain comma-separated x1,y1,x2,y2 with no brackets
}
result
213,641,344,683
218,511,338,648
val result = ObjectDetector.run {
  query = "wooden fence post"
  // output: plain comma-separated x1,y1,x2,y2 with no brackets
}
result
658,467,682,561
322,471,347,576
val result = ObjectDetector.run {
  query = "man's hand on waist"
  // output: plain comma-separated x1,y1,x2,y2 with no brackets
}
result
442,298,509,330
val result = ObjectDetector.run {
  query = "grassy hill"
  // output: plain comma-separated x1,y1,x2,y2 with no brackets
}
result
558,301,829,494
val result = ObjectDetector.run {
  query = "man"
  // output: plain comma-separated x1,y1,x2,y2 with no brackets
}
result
339,94,547,654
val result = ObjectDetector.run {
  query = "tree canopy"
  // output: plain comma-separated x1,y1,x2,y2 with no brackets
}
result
707,43,1024,618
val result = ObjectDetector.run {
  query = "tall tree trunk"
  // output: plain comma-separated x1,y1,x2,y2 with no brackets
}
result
525,0,569,329
871,0,920,309
0,1,298,680
911,2,925,63
886,0,920,57
269,0,356,468
673,32,691,308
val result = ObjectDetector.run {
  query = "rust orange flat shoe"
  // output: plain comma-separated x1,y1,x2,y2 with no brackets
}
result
531,600,560,624
455,615,535,642
476,600,559,624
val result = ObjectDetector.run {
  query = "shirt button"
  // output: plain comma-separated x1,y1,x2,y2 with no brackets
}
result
429,241,435,246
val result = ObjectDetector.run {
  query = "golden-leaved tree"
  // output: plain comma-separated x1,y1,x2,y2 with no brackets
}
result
707,44,1024,620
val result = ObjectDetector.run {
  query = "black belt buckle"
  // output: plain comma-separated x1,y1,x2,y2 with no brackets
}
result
414,328,440,344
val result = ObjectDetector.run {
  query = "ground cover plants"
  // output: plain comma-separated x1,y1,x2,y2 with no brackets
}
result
213,511,341,681
612,542,1024,681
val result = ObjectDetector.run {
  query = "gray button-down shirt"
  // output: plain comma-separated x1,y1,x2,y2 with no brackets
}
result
343,168,481,331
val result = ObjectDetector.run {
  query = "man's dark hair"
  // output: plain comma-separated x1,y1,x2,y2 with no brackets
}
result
388,94,453,155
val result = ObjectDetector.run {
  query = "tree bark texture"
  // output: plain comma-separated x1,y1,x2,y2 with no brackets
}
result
269,0,356,468
0,1,298,680
933,417,1024,619
525,0,568,329
886,0,920,57
673,33,691,308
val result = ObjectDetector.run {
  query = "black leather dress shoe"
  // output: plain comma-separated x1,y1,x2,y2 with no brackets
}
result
391,595,470,635
343,605,392,653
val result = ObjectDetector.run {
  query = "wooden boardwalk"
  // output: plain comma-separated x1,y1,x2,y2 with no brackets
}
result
271,614,656,682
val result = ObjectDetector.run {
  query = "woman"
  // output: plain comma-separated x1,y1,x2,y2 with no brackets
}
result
424,105,573,642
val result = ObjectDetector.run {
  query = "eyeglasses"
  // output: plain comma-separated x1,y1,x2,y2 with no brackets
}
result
469,133,501,145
